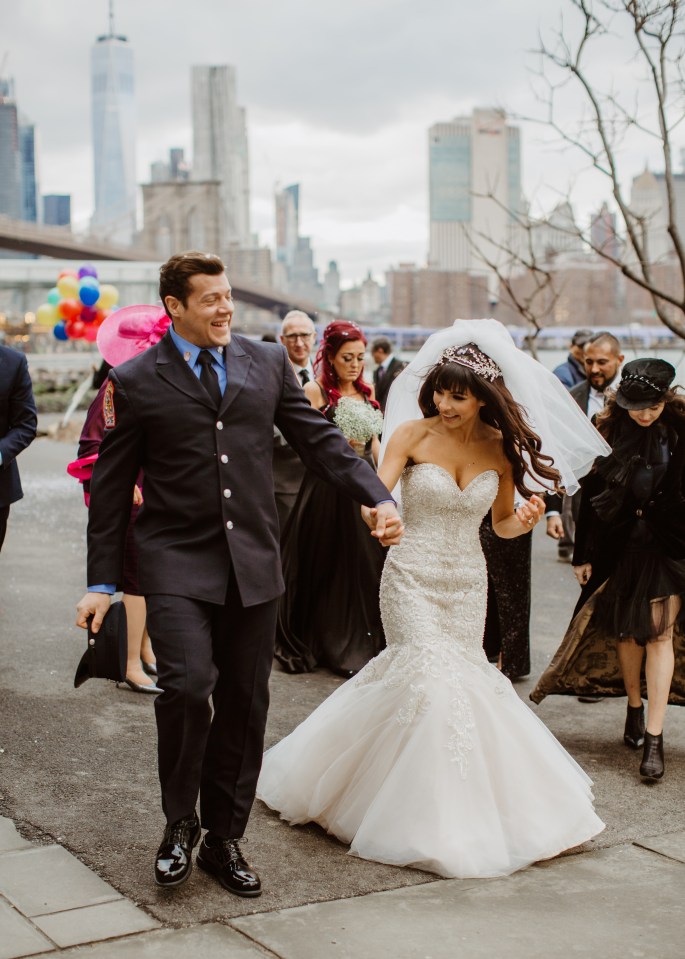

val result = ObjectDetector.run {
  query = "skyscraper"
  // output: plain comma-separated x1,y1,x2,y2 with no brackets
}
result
428,108,522,277
0,77,22,220
43,194,71,227
275,183,299,270
19,120,38,222
91,1,136,245
191,65,250,248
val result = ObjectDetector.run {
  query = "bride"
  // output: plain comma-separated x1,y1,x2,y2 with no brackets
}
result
258,320,608,879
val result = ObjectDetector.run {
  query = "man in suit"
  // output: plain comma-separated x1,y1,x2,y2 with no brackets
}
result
273,311,316,530
0,344,37,552
371,337,406,412
75,252,402,899
547,331,624,556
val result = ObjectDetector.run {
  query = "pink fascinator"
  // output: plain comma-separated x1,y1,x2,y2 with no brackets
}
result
96,305,171,367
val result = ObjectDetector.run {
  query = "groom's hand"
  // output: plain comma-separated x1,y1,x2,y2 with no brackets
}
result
370,502,404,547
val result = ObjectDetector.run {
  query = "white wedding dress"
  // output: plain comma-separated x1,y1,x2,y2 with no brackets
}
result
258,464,605,878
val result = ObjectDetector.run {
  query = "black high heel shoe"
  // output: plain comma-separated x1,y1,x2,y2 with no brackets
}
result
639,732,664,781
624,703,645,749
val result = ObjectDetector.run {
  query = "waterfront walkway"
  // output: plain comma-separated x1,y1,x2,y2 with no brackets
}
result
0,431,683,958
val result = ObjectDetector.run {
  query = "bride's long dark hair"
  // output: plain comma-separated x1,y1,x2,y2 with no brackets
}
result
418,359,562,497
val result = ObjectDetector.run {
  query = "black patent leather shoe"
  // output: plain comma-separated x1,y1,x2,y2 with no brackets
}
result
624,703,645,749
640,732,664,781
197,836,261,897
154,813,201,887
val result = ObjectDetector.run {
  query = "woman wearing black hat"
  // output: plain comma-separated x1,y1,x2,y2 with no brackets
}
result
531,358,685,781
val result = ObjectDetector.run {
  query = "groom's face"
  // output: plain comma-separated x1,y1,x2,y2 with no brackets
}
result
166,272,234,349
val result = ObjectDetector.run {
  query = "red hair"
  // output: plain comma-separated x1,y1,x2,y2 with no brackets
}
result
314,321,376,406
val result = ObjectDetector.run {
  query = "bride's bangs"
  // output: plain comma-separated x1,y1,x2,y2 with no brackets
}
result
433,362,477,395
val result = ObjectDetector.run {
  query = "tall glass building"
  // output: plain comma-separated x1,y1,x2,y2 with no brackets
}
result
0,78,22,220
192,64,250,248
19,121,38,222
428,109,521,276
91,5,136,245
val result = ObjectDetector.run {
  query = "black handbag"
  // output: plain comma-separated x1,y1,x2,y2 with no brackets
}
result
74,600,128,688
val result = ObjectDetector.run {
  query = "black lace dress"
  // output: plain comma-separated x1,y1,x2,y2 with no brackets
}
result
275,389,386,676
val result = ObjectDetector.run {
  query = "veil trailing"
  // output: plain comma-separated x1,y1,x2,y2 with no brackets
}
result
379,319,610,497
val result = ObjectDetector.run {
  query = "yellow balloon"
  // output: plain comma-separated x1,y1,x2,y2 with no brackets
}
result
57,275,79,299
97,284,119,310
36,303,58,326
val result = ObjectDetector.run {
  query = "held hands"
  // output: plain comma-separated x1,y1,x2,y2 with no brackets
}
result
515,494,545,530
546,515,564,540
75,592,112,634
133,484,143,506
362,502,405,547
573,563,592,587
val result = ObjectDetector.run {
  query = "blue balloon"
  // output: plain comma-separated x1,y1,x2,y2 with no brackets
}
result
79,278,100,307
78,263,98,279
53,320,69,341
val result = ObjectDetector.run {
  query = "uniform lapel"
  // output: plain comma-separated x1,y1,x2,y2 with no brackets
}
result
154,332,216,411
219,337,251,415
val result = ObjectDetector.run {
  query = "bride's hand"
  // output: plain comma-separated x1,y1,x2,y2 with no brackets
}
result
515,494,545,530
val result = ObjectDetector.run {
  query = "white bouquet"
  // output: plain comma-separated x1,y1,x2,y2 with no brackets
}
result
333,397,384,444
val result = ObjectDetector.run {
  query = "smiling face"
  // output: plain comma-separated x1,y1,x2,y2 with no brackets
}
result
433,385,485,428
165,271,234,348
627,402,666,427
584,341,623,391
331,339,366,385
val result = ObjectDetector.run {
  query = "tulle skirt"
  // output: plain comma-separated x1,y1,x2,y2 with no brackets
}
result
258,644,605,879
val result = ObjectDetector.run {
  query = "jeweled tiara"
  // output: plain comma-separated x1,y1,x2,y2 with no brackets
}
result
440,343,502,382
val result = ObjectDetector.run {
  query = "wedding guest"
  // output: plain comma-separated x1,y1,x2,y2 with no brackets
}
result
371,337,406,412
532,359,685,782
0,344,37,553
275,321,386,677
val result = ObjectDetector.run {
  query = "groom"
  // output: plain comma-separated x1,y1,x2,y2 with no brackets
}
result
75,251,402,897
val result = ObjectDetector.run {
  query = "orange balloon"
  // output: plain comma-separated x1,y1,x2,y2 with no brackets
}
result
58,298,81,321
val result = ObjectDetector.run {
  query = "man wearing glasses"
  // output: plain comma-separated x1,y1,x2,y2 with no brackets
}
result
279,311,315,385
273,311,316,529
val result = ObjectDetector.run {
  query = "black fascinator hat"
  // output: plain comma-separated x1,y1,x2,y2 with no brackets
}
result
615,358,676,411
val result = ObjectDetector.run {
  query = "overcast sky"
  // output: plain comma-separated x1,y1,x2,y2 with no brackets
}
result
3,0,674,284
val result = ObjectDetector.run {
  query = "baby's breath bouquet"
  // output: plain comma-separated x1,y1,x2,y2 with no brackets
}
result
333,397,384,445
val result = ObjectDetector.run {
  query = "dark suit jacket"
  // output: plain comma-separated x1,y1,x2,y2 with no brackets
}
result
569,379,590,415
373,357,406,412
87,333,389,607
0,346,37,508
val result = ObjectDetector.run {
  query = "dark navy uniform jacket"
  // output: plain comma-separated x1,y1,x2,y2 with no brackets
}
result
0,346,37,508
87,331,390,607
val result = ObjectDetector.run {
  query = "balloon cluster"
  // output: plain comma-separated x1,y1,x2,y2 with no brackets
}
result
36,265,120,342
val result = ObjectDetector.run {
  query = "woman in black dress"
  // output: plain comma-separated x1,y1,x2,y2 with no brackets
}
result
275,321,386,677
532,359,685,781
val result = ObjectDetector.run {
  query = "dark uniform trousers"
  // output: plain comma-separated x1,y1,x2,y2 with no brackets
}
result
147,571,277,838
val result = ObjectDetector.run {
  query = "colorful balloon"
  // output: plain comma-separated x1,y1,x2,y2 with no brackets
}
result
57,275,79,299
65,319,85,339
53,320,69,341
83,324,99,342
47,287,61,306
58,298,81,321
80,305,98,323
37,303,58,326
79,277,100,307
96,284,119,310
78,263,98,280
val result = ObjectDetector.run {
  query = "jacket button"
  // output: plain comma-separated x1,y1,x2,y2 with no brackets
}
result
226,520,234,530
220,454,228,464
216,421,224,430
223,489,231,498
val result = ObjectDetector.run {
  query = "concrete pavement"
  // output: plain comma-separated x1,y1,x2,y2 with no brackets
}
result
0,430,683,957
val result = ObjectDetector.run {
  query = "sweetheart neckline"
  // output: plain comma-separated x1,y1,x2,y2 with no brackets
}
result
406,463,499,494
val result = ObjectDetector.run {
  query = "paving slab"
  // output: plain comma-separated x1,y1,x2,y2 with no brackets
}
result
28,923,269,958
634,828,685,864
233,845,684,959
0,900,54,959
0,818,32,853
0,846,121,917
32,899,159,949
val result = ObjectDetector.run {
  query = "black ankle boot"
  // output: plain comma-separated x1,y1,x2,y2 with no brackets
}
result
639,732,664,781
624,703,645,749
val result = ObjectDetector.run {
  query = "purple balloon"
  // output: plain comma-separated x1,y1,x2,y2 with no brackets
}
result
78,263,98,279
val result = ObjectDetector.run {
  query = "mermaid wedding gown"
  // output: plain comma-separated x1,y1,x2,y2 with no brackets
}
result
258,464,605,878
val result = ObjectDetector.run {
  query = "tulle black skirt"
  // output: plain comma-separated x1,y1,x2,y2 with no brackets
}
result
592,520,685,645
275,465,386,675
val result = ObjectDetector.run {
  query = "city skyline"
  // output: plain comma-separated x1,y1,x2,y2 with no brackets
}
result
3,0,677,285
